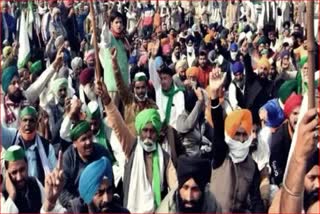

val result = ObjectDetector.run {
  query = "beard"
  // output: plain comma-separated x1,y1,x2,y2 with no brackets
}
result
304,188,319,211
249,139,258,153
84,84,97,101
177,191,204,213
8,89,24,103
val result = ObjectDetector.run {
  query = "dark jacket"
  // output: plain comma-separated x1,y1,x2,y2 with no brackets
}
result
209,99,265,213
68,197,130,214
59,143,110,208
270,121,292,186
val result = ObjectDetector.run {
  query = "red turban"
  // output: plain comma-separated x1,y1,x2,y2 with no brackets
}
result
284,93,303,118
225,109,253,138
79,68,94,86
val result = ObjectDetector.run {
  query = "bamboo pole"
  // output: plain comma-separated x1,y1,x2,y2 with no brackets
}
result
89,0,102,80
306,0,316,109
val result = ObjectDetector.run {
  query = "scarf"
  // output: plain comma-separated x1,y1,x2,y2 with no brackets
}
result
111,28,123,39
15,134,53,176
4,95,20,125
127,141,164,213
225,134,253,164
96,122,116,164
162,84,184,125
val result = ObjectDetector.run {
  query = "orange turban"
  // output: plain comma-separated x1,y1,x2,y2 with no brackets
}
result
257,57,271,71
186,67,200,78
225,109,253,138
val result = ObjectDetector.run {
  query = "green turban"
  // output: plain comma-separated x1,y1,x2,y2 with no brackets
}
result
51,78,68,95
70,121,91,141
133,72,148,82
257,36,267,46
2,66,19,93
135,109,162,136
30,60,43,75
299,56,308,69
4,145,25,162
86,101,101,120
278,80,298,104
20,106,38,119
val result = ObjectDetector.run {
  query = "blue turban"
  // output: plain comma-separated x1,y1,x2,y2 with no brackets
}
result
230,43,238,52
79,157,113,204
155,56,164,71
263,99,285,128
128,55,138,65
232,62,244,74
2,66,19,93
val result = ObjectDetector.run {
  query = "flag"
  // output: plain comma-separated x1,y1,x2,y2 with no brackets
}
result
17,10,31,69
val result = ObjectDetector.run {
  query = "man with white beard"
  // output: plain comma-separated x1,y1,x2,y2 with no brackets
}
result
185,35,197,68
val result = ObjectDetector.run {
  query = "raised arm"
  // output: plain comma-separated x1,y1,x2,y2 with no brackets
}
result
95,80,135,159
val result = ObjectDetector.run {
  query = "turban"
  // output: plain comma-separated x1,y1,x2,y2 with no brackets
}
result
232,62,244,74
84,50,95,63
3,46,12,58
262,99,285,128
278,80,298,104
79,157,113,204
280,50,290,59
128,56,138,65
299,56,308,69
175,59,188,71
177,155,211,190
54,35,64,49
30,60,43,75
51,78,68,95
184,88,198,113
284,93,303,118
2,66,19,93
135,109,162,136
20,106,38,119
186,67,200,78
79,68,94,86
71,57,83,71
133,72,147,82
86,101,101,120
257,36,267,46
70,120,91,141
230,43,238,52
257,57,271,71
225,109,253,139
155,56,164,71
185,35,195,44
4,145,25,162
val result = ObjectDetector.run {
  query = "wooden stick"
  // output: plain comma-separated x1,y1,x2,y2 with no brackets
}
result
306,0,315,109
89,0,102,80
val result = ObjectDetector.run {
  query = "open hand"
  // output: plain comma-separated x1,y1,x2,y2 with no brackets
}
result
209,71,226,99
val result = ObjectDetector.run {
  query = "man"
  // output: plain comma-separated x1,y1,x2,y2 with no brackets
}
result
95,80,177,213
197,50,212,88
270,92,303,186
156,66,185,129
1,47,64,128
228,61,246,111
59,119,111,208
68,157,129,213
185,35,197,67
208,72,265,213
269,108,319,213
1,1,16,44
156,156,221,213
173,59,188,88
1,145,64,213
2,106,57,185
111,49,157,135
99,11,129,108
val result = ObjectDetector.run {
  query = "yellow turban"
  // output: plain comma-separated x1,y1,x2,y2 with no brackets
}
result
175,59,188,71
3,46,12,58
186,67,200,78
225,109,253,138
257,57,271,71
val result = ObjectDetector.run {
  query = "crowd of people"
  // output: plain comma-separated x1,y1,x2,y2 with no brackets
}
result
1,0,319,213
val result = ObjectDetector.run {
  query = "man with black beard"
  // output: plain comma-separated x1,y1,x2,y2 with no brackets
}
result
156,155,221,213
1,48,64,128
68,157,129,213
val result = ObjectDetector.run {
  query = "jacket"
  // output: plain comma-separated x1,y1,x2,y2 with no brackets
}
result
156,186,222,213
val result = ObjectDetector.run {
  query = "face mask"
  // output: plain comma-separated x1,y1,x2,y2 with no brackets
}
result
230,51,238,61
225,134,253,163
139,138,157,152
135,93,147,102
186,45,194,54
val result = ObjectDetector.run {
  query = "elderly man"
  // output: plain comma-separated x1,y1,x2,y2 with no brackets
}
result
1,145,64,213
1,48,64,128
2,106,57,185
68,157,129,213
156,66,185,129
156,156,221,213
95,80,177,213
173,59,188,88
207,72,265,213
59,119,112,208
270,93,303,187
111,49,157,135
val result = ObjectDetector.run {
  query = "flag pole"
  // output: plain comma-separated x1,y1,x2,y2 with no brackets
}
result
89,0,102,80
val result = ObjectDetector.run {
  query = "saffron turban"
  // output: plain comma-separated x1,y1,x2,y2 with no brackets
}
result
225,109,253,139
186,67,200,78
